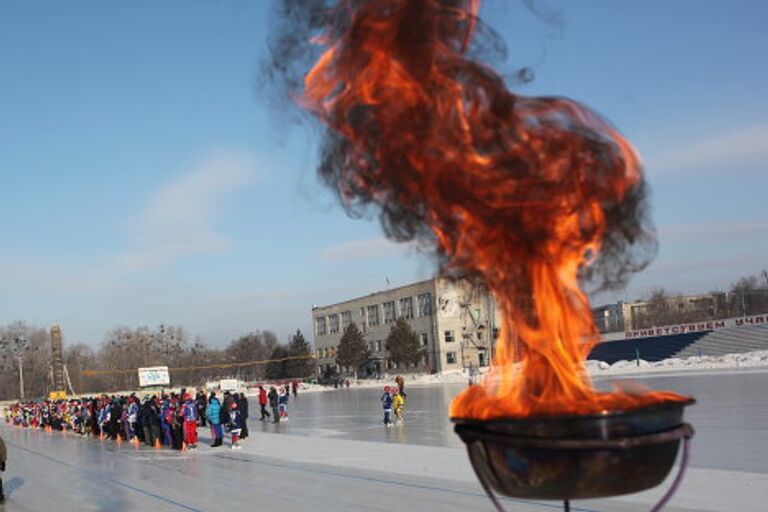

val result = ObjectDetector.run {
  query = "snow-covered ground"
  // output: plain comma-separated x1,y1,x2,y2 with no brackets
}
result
3,366,768,511
2,413,765,512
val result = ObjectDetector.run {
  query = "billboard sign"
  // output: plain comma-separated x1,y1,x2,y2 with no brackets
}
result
138,366,170,387
219,379,239,392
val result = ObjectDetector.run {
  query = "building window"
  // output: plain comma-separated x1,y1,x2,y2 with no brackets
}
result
444,330,455,343
420,333,428,347
383,301,396,323
399,297,414,319
418,292,433,316
341,311,352,330
329,314,340,334
367,305,380,326
376,340,382,352
446,352,457,364
315,317,327,336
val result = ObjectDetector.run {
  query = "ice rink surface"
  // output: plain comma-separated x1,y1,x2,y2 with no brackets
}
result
2,369,767,511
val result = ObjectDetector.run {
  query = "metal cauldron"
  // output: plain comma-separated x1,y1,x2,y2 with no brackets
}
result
452,399,695,501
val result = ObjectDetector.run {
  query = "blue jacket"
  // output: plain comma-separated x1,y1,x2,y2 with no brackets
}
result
206,398,221,425
183,400,198,422
381,393,393,409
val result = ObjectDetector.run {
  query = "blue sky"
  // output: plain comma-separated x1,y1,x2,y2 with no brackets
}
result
1,0,766,348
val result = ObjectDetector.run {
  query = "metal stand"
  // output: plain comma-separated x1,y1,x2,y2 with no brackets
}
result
475,431,693,512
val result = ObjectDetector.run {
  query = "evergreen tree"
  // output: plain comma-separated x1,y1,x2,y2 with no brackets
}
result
265,345,289,380
336,322,370,378
285,329,313,378
386,317,424,368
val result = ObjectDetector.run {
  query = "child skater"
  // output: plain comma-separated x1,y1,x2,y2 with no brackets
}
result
381,386,393,427
393,388,405,425
278,386,289,421
228,402,243,450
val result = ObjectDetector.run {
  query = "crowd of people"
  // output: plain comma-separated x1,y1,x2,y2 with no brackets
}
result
3,384,299,451
2,378,407,465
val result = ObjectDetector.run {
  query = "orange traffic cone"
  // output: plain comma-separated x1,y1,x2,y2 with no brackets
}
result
132,436,140,447
154,438,162,449
116,434,123,444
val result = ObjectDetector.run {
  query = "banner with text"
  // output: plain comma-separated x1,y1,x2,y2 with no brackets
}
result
602,313,768,342
138,366,170,387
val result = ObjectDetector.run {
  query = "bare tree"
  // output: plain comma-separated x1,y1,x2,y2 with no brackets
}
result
729,275,762,317
633,288,674,329
0,321,50,400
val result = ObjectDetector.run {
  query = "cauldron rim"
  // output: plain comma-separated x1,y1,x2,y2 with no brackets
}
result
450,397,695,427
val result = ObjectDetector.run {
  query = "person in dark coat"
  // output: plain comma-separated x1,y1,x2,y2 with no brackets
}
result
196,391,208,427
149,397,162,446
140,399,154,446
109,398,123,440
221,391,233,427
171,398,184,450
89,399,100,437
0,432,6,502
268,387,279,424
136,399,147,444
236,393,249,439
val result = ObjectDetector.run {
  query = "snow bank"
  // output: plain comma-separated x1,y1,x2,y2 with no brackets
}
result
586,349,768,377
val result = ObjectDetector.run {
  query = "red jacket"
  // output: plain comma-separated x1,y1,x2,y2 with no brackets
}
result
258,389,268,405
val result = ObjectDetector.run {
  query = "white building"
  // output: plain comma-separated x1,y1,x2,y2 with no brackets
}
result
312,278,499,376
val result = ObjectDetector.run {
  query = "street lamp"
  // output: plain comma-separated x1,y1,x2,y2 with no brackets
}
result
17,354,25,400
5,335,28,400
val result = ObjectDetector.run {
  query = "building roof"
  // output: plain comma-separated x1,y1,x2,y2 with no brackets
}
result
312,278,436,311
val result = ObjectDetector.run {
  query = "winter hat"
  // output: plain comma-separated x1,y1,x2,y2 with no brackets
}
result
384,386,391,393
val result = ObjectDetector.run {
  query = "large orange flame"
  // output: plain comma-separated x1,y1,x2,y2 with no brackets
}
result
297,0,686,419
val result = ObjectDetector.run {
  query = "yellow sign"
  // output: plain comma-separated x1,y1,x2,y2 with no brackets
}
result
49,390,67,400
